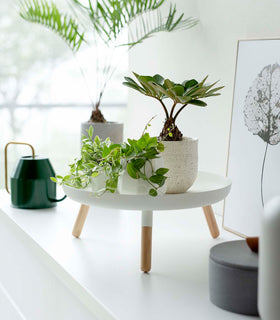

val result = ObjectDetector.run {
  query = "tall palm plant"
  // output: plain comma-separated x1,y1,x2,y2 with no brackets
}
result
19,0,198,122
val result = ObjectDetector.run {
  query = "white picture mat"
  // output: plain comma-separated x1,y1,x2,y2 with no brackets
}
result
224,39,280,237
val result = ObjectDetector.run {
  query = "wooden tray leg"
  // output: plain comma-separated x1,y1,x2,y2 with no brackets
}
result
202,205,220,239
141,210,153,273
72,204,90,238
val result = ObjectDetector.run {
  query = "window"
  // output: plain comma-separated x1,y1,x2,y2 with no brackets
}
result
0,1,127,188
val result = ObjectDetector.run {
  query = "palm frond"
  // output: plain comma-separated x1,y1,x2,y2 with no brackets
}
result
19,0,85,52
72,0,198,47
126,7,198,48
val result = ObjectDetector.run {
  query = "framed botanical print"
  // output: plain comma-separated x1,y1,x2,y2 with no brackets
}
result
223,39,280,237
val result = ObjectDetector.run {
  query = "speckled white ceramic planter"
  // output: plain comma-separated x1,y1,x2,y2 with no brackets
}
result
118,159,167,195
161,137,198,194
81,121,123,144
90,174,107,193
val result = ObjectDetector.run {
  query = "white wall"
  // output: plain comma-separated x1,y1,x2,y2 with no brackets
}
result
125,0,280,176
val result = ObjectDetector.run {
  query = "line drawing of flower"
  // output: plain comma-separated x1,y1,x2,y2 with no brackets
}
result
244,63,280,206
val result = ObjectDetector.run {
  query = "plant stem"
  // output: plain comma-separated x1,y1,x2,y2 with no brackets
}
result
141,115,157,136
261,142,269,207
170,101,177,118
157,98,169,119
173,103,188,122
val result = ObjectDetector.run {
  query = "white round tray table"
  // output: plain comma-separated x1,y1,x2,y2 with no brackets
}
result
63,171,231,272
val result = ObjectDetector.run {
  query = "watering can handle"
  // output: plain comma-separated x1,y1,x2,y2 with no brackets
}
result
4,142,35,194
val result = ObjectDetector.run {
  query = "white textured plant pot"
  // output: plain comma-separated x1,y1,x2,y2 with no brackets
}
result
118,159,166,195
90,174,107,193
161,137,198,194
118,170,150,195
81,121,123,143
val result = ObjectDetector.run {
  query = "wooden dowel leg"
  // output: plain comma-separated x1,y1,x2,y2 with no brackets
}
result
141,227,152,273
141,210,153,273
72,204,90,238
202,205,220,239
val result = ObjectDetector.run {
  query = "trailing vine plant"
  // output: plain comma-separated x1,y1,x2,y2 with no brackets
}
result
52,125,169,196
19,0,199,122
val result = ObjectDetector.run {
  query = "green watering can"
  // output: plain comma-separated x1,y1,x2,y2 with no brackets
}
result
5,142,66,209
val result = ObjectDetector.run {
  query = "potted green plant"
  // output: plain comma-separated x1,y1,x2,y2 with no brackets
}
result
52,125,169,196
123,72,224,193
19,0,198,143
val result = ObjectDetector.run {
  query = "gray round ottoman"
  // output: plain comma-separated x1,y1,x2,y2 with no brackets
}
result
209,240,259,316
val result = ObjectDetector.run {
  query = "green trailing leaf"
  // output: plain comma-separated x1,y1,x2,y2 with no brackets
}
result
157,142,164,152
131,158,146,170
149,189,158,196
91,172,99,177
149,174,165,184
155,168,169,175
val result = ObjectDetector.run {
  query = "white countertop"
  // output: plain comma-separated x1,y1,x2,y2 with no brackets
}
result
0,191,259,320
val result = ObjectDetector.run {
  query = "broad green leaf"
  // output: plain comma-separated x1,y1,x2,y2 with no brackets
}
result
102,146,110,157
183,79,198,89
147,136,158,147
144,149,158,159
178,96,192,103
153,74,164,85
127,162,138,179
166,88,176,99
139,75,155,84
205,86,224,95
87,126,94,139
155,168,169,175
62,175,71,182
137,136,147,149
171,85,185,96
149,174,164,184
149,82,169,96
157,142,164,152
109,144,121,151
163,79,174,89
143,132,150,142
149,189,158,196
122,82,146,94
189,100,207,106
132,158,145,169
158,176,167,187
91,172,99,177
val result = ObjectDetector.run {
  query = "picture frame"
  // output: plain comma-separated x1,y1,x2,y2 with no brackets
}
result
223,39,280,237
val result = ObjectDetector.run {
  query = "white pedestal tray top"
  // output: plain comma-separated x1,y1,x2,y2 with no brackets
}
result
63,171,231,211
